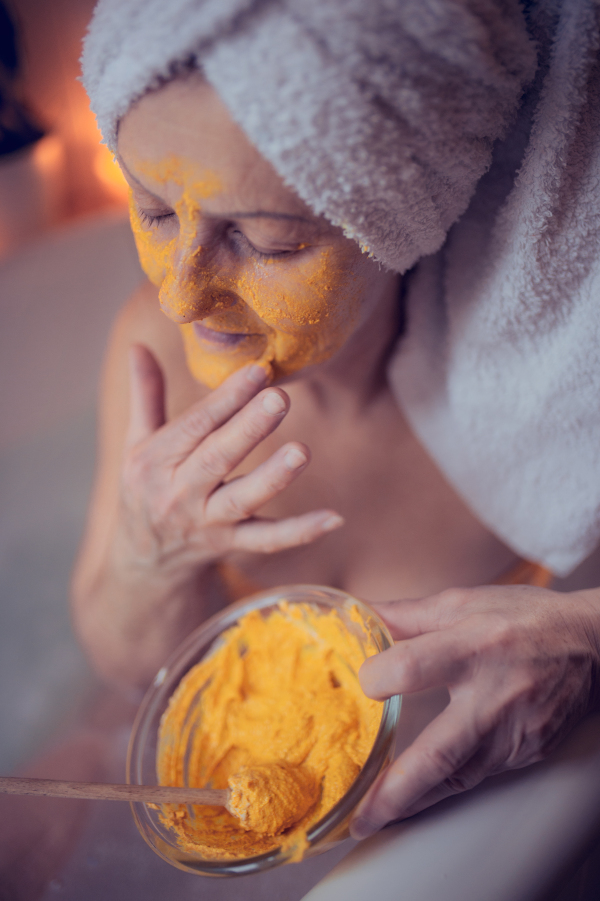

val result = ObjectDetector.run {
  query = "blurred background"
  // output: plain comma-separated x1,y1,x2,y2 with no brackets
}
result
0,0,142,777
0,0,129,255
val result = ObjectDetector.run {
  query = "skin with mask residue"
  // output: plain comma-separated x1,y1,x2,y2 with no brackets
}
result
128,153,364,388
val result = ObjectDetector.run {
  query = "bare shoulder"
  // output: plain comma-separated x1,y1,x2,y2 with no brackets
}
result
98,279,207,484
72,280,205,597
105,279,206,416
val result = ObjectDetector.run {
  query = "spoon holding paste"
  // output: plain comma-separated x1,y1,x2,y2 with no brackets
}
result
227,762,319,835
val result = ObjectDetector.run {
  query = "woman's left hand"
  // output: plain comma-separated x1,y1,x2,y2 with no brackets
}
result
350,584,600,839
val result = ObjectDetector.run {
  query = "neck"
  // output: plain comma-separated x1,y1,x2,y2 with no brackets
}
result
294,273,403,415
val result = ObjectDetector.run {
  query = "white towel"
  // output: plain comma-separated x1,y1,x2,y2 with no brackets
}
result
82,0,600,575
391,0,600,575
82,0,536,273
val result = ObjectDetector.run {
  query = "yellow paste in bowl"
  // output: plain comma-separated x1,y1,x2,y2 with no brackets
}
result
156,601,383,861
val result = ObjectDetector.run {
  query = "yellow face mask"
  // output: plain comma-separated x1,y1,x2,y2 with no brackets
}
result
128,154,368,388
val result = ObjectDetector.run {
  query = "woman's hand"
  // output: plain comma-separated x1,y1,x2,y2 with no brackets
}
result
350,585,600,839
117,344,343,579
73,343,342,688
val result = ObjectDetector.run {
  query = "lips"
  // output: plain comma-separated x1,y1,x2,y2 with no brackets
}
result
192,320,260,348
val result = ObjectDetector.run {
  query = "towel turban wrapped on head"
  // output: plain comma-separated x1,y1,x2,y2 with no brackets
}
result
82,0,600,576
81,0,536,273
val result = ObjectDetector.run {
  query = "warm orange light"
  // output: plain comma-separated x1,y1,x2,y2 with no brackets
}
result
92,143,128,203
32,133,64,177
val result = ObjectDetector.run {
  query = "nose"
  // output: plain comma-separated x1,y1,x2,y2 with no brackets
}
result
158,230,233,324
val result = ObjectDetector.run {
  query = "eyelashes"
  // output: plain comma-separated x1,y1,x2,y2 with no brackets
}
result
137,209,176,228
227,228,298,262
134,207,307,262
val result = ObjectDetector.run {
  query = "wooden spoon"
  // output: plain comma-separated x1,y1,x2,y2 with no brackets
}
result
0,775,227,806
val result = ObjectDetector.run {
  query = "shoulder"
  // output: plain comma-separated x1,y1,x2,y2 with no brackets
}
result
72,280,206,596
105,279,207,416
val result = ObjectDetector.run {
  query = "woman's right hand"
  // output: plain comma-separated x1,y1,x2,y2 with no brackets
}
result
115,344,343,582
74,343,343,688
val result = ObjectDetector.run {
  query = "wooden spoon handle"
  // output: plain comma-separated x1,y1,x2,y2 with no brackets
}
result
0,776,228,806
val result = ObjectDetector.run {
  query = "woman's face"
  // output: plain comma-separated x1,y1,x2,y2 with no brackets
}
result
118,74,396,388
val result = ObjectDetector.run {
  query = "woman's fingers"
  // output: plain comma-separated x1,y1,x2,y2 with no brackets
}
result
150,363,270,462
350,702,482,838
184,387,291,485
370,588,484,640
359,628,471,699
231,510,344,554
369,597,443,640
205,442,310,523
126,344,166,445
349,586,600,842
120,351,330,565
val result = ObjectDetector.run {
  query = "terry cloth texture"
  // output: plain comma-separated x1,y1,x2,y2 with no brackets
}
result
81,0,536,274
82,0,600,575
390,0,600,575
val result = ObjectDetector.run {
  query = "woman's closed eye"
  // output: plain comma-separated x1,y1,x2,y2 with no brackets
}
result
137,207,176,228
125,176,177,230
131,200,314,259
227,226,310,262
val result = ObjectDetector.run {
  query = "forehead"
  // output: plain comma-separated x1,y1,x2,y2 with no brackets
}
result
118,74,314,219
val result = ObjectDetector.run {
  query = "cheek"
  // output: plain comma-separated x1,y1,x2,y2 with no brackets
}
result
239,250,364,361
128,195,175,287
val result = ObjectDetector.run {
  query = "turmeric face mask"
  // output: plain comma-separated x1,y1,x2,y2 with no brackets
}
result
118,75,390,388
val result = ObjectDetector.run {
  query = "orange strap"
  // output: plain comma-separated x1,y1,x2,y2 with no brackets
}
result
494,559,553,588
218,558,554,605
217,562,262,602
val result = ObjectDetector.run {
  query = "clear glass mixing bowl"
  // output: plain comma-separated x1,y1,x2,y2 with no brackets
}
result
127,584,401,876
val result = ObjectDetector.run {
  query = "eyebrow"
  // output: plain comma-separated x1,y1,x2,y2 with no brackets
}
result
118,156,313,224
208,211,313,223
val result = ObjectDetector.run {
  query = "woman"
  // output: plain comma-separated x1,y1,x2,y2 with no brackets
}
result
75,0,600,840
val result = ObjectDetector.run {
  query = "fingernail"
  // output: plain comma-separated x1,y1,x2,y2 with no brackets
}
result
321,514,344,531
283,448,307,470
262,391,287,415
246,364,268,386
350,816,379,840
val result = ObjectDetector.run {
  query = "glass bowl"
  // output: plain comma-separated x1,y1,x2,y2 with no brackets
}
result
127,584,401,876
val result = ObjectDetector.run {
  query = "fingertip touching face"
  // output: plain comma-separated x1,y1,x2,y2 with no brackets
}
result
118,73,393,388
